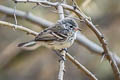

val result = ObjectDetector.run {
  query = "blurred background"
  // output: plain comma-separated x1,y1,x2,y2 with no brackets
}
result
0,0,120,80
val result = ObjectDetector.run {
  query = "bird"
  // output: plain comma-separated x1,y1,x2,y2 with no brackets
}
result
18,18,81,50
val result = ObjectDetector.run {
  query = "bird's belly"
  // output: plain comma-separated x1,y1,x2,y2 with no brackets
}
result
47,41,73,50
37,37,75,50
53,43,71,50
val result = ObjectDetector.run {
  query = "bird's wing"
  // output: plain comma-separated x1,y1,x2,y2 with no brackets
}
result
35,25,69,42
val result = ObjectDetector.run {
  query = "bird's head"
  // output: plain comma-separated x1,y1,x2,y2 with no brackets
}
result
59,18,81,32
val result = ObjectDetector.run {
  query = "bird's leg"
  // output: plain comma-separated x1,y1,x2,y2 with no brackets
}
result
59,48,67,61
53,49,66,61
61,48,68,53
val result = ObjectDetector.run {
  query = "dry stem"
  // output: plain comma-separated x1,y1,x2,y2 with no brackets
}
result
71,0,120,79
57,4,65,80
66,52,98,80
0,21,38,36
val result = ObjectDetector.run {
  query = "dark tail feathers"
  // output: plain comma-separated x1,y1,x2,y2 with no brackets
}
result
18,40,36,47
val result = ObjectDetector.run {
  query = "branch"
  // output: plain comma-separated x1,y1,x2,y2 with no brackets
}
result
66,52,98,80
0,5,120,67
57,4,65,80
58,50,66,80
71,0,120,79
0,21,38,36
85,19,120,80
0,5,53,28
13,0,88,19
85,18,120,80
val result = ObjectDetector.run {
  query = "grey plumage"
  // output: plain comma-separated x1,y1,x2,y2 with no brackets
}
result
18,18,80,50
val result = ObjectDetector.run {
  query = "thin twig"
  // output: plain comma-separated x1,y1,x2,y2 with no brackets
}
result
0,5,53,28
57,4,65,80
85,18,120,80
14,3,18,25
0,21,38,36
58,50,66,80
66,52,98,80
13,0,89,19
13,0,58,6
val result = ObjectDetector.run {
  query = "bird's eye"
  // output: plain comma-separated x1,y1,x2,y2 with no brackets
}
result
70,26,73,28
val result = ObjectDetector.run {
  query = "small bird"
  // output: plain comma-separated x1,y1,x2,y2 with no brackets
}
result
18,18,81,50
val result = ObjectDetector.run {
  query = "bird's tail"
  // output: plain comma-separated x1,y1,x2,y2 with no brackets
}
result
18,40,36,47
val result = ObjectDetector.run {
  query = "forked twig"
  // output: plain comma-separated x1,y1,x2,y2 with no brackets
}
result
14,3,18,25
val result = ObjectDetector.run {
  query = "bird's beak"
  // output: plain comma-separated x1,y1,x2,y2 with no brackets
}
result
74,27,82,31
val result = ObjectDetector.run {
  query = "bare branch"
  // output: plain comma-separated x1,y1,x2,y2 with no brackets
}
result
13,3,18,25
85,18,120,80
71,0,120,79
57,4,65,80
66,52,98,80
13,0,88,19
58,50,66,80
14,0,58,6
0,21,38,36
0,5,53,27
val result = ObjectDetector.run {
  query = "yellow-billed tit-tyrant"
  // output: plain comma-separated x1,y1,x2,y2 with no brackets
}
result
18,18,81,51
